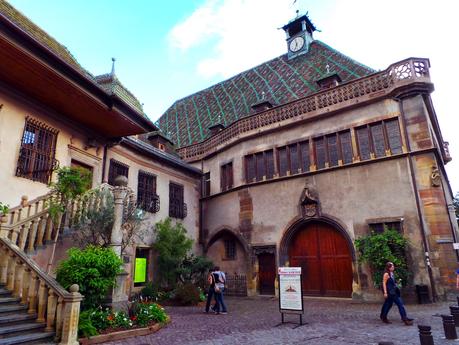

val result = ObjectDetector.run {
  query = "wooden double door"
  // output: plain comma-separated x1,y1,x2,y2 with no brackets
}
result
288,222,352,297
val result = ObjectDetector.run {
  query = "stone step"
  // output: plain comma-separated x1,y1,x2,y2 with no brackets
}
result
0,305,27,314
0,313,36,324
0,297,20,305
0,290,11,297
0,331,55,345
0,322,45,336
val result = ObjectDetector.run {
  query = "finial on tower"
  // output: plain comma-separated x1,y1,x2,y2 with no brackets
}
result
111,57,116,77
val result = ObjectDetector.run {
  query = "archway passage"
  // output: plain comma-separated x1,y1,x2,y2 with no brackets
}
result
288,221,352,297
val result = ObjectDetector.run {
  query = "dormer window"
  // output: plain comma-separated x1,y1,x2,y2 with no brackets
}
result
316,73,342,90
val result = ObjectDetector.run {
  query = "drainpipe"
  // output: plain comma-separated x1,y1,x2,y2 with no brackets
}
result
101,144,108,184
199,158,204,249
397,97,437,302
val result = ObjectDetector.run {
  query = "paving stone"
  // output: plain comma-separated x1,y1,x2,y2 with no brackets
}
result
104,297,457,345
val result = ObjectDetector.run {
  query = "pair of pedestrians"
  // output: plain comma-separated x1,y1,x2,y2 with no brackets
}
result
205,266,227,314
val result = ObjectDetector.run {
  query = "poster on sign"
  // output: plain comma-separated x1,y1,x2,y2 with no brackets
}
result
278,267,303,313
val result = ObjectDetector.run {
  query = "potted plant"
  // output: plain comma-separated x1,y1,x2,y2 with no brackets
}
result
0,202,9,223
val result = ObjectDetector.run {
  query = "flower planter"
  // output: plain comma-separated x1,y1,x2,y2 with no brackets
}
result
0,215,7,224
79,318,170,345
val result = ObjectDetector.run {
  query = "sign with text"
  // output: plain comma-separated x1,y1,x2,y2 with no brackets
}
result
278,267,303,312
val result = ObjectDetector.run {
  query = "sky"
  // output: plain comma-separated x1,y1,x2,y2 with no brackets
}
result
6,0,459,193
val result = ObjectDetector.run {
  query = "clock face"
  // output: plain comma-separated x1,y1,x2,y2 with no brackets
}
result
289,36,305,53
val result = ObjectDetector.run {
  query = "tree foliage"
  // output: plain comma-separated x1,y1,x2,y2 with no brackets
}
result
72,186,146,255
56,246,122,309
178,254,213,288
453,192,459,219
153,218,193,288
355,228,409,288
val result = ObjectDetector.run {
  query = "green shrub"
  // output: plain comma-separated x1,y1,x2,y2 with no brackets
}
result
130,302,167,327
154,218,193,289
355,228,409,288
56,246,122,309
174,283,201,306
139,282,160,301
78,310,98,338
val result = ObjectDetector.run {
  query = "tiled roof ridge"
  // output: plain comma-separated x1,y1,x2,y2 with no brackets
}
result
314,40,376,73
0,0,85,72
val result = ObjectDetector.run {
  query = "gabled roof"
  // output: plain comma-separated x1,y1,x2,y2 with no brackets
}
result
157,40,375,148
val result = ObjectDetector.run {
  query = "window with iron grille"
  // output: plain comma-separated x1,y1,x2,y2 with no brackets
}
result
220,162,233,191
369,221,402,233
224,239,236,260
108,159,129,185
356,118,403,161
245,149,275,182
16,117,59,184
169,182,186,218
202,172,211,197
137,171,159,213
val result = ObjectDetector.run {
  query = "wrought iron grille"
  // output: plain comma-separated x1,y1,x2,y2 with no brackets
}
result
16,117,59,184
108,159,129,185
169,183,186,219
225,274,247,296
137,171,159,213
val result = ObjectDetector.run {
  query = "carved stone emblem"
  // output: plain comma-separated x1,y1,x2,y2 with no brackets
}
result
300,186,320,218
430,166,441,187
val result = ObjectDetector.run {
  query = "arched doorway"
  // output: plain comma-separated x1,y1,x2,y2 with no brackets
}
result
288,221,352,297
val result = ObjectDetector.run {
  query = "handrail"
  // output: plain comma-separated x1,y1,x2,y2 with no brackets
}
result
177,57,431,161
0,237,75,300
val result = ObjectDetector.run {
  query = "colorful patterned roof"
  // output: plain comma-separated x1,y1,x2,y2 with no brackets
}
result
158,40,375,148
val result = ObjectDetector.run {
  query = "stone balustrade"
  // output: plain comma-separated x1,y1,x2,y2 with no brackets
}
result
177,57,431,162
0,237,82,345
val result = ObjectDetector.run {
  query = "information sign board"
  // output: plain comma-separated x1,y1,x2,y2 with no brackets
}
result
278,267,303,312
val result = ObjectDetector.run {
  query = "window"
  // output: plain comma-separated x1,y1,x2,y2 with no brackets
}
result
369,221,402,234
224,239,236,260
169,182,186,218
278,146,288,176
277,142,310,176
245,149,275,182
202,172,211,197
16,117,58,184
134,247,150,287
313,130,354,169
137,171,159,213
108,159,129,185
221,162,233,191
356,118,403,161
299,141,310,172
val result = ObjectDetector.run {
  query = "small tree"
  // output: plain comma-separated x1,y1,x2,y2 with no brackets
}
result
154,218,193,288
72,186,146,255
178,254,213,288
56,246,122,310
355,228,409,288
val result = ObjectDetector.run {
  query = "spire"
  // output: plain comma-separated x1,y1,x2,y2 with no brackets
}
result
111,57,116,77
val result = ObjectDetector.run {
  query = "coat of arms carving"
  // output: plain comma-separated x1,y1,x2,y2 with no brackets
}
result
300,187,320,218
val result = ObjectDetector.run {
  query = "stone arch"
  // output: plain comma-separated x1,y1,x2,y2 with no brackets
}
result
204,226,250,256
279,214,355,266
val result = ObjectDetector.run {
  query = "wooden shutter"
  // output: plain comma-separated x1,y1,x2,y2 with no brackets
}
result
300,141,310,172
265,150,275,179
385,119,403,154
314,138,326,169
339,131,353,164
356,126,371,161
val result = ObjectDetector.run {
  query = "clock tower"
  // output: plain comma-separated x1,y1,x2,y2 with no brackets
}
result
282,12,317,60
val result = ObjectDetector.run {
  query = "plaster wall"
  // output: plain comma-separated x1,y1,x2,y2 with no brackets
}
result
0,90,102,207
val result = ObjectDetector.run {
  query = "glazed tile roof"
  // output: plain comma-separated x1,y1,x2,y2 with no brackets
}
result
95,73,145,115
158,40,375,148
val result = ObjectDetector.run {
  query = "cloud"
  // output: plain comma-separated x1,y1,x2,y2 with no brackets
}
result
169,0,293,78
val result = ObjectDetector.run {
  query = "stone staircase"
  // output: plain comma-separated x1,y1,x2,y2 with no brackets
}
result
0,285,54,344
0,193,84,345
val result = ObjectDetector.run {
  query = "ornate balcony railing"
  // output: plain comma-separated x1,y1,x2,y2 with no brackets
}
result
177,58,431,162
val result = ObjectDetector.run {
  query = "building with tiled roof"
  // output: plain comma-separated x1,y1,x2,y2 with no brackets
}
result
158,37,374,147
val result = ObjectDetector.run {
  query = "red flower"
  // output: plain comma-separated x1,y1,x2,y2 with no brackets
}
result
107,314,114,321
130,316,137,321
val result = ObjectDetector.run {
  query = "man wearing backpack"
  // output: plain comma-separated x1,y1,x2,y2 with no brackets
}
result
213,266,227,314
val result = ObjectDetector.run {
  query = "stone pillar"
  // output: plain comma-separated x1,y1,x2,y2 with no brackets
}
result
110,176,129,310
110,176,128,257
59,284,82,345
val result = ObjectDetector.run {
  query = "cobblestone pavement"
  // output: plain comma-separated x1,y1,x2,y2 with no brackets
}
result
105,297,456,345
